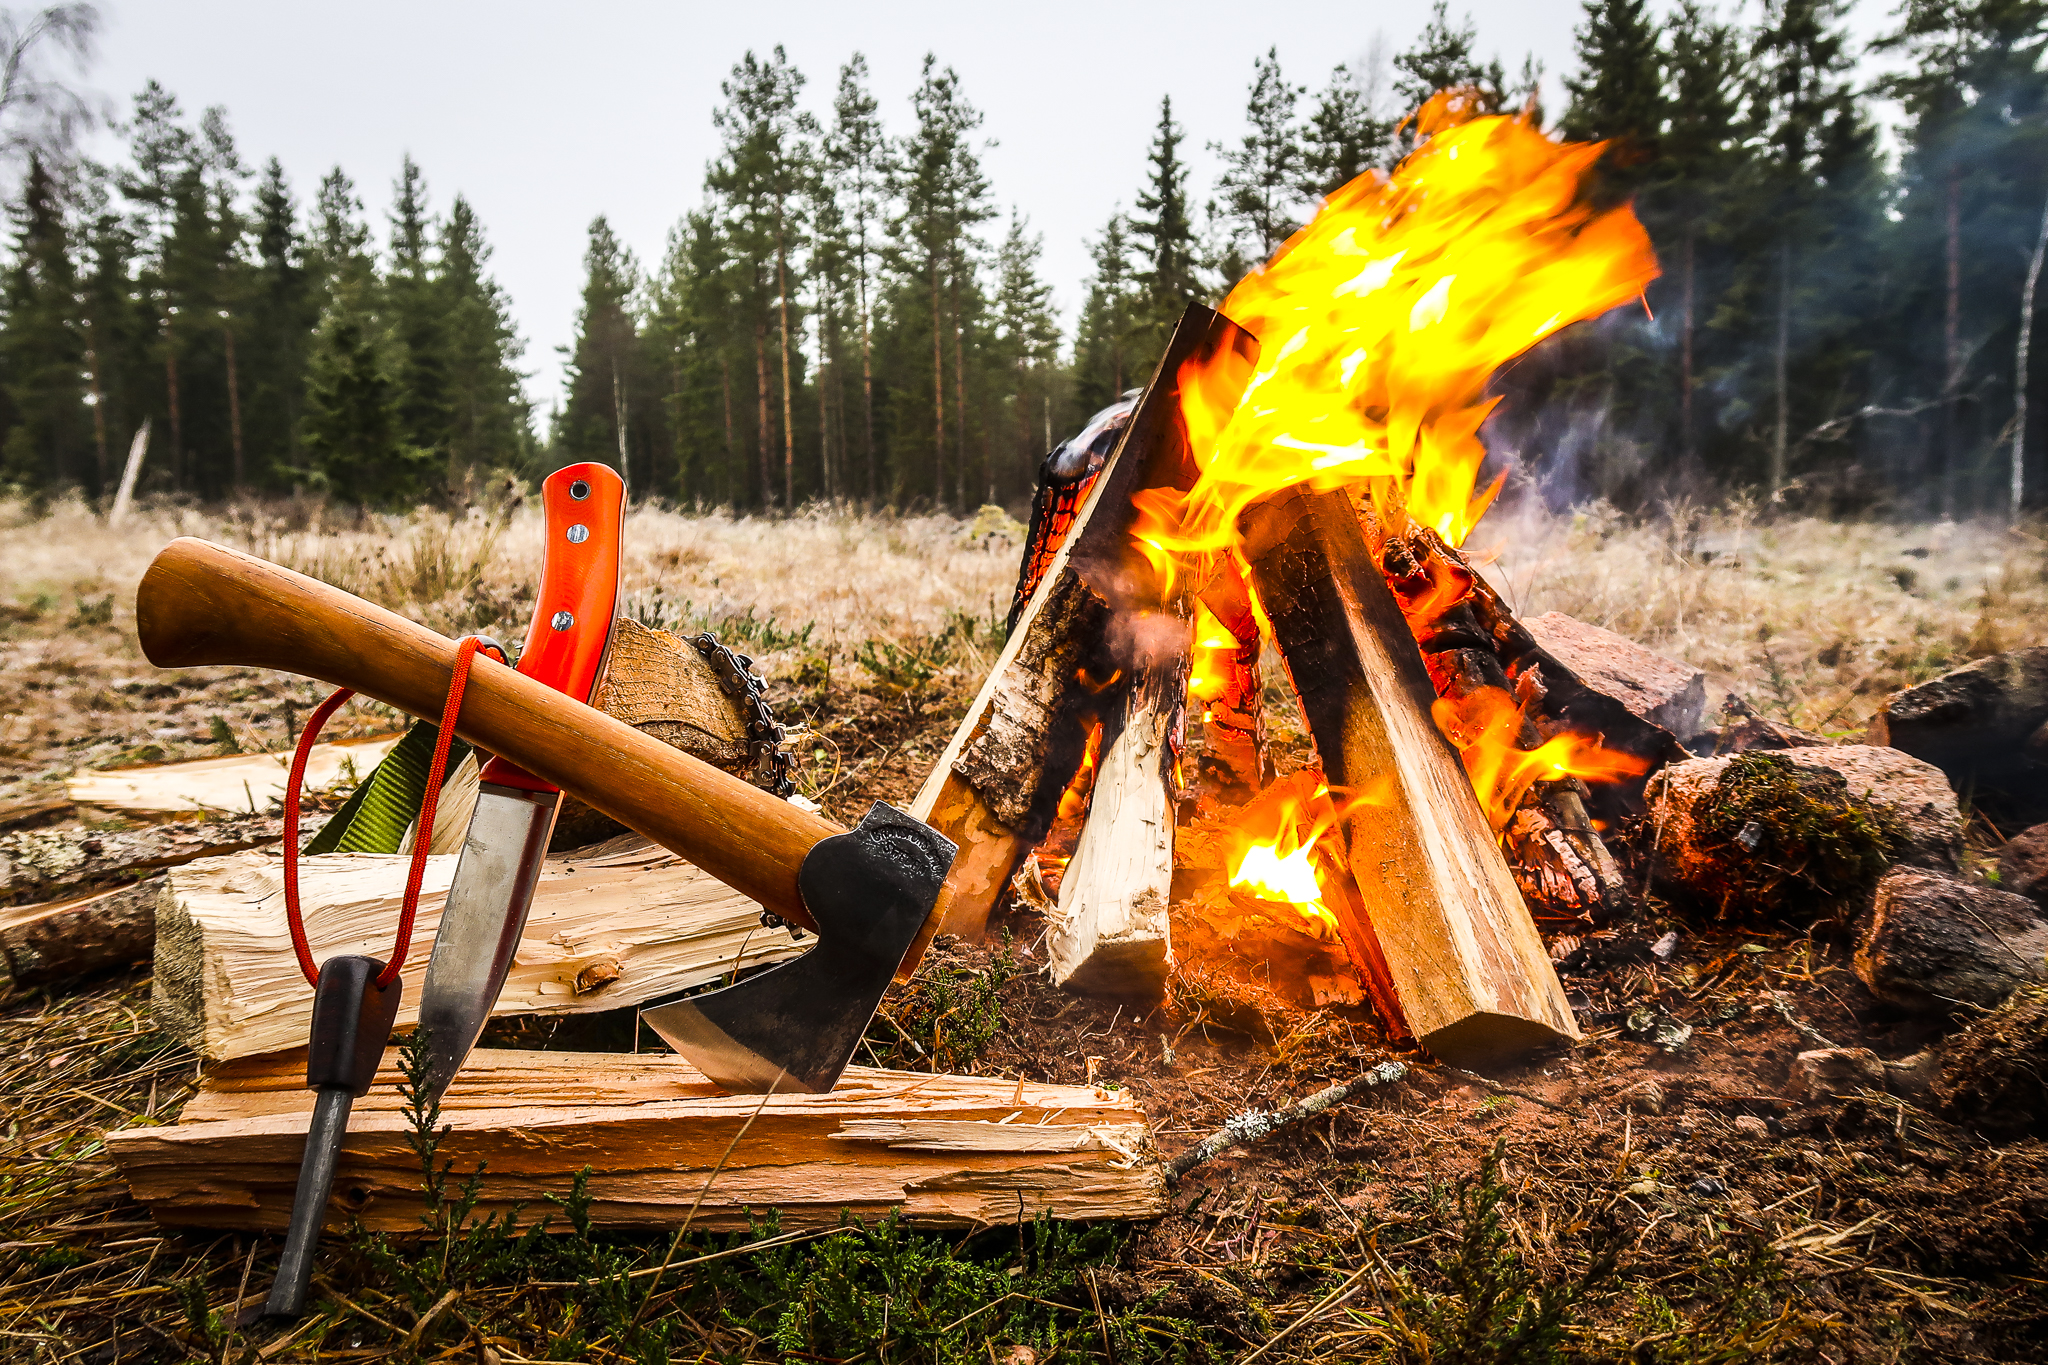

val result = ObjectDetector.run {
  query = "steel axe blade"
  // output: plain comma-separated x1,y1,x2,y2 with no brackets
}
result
641,803,956,1094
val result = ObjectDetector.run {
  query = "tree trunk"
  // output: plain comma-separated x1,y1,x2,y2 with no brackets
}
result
2015,187,2048,522
1944,164,1963,518
755,324,773,509
931,254,946,510
1679,226,1696,473
720,353,736,505
819,317,834,499
1771,236,1790,499
612,357,630,492
777,220,796,512
163,310,183,490
671,350,685,503
861,274,877,502
952,268,970,510
223,325,244,489
84,341,108,494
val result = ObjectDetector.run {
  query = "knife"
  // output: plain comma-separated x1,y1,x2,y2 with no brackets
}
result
413,462,625,1104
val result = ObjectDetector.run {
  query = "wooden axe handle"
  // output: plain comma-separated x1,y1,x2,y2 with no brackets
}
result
137,537,832,932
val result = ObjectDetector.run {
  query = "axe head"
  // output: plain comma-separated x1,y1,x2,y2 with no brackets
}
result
641,803,957,1093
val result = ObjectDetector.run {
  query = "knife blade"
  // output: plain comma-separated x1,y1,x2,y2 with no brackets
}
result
413,462,625,1104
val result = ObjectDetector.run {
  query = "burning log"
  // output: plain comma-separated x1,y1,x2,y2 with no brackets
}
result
104,1048,1162,1232
1378,528,1639,930
152,837,804,1062
912,306,1255,964
1048,644,1183,997
1237,486,1580,1061
1188,558,1271,804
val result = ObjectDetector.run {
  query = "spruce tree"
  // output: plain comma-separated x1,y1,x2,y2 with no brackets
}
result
992,210,1060,493
0,154,84,490
386,155,451,464
1392,2,1506,116
824,55,892,501
243,158,315,486
1561,0,1666,148
553,216,640,480
1073,210,1140,414
437,195,529,479
1299,65,1392,201
1131,95,1201,360
1211,49,1305,279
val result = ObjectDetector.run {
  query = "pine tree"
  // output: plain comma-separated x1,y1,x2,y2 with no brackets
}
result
1211,49,1305,279
437,194,529,478
243,158,315,486
553,216,645,490
824,54,892,501
386,155,451,464
1392,2,1507,117
0,154,84,489
1561,0,1666,148
302,294,428,508
992,210,1060,496
1300,65,1391,201
1073,210,1140,414
1131,96,1202,361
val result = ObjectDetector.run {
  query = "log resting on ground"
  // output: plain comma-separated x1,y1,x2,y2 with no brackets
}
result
1237,487,1579,1061
103,1048,1163,1232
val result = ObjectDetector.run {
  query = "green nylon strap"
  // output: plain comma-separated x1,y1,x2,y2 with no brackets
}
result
305,720,474,855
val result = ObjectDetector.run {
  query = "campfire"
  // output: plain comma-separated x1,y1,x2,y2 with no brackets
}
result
915,90,1664,1059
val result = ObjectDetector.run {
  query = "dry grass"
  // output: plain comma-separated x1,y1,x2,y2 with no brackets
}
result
1478,497,2048,738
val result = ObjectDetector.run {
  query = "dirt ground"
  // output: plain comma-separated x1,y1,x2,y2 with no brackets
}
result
1,496,2046,1363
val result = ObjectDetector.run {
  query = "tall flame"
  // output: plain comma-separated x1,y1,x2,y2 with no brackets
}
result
1138,90,1659,573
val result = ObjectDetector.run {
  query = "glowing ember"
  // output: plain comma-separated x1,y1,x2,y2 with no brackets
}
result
1221,772,1367,939
1186,599,1238,711
1137,88,1659,578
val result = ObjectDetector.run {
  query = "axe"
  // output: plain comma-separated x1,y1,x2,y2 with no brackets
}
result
136,538,959,1094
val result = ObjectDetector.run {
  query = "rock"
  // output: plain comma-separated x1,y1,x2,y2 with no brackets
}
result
2000,823,2048,910
1933,986,2048,1141
1869,646,2048,828
1730,1114,1771,1138
1882,1049,1942,1100
1688,1176,1729,1197
1618,1079,1666,1114
1647,749,1934,916
1789,1048,1886,1099
1523,612,1708,740
1856,868,2048,1013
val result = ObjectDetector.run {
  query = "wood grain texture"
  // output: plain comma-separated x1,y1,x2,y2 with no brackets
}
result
1048,666,1180,998
153,838,803,1061
103,1049,1164,1232
590,618,750,770
66,736,399,816
135,539,839,931
1238,487,1579,1062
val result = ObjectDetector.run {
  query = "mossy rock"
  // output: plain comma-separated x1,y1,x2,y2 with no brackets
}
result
1934,987,2048,1141
1648,751,1906,919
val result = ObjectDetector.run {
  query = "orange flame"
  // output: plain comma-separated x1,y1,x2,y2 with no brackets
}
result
1432,685,1651,831
1223,771,1379,939
1136,89,1658,577
1186,598,1238,711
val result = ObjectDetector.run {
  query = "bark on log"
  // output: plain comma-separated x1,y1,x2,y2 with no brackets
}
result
0,812,313,907
0,874,163,986
153,836,804,1062
102,1049,1163,1232
1049,656,1183,998
1238,487,1579,1062
912,306,1253,948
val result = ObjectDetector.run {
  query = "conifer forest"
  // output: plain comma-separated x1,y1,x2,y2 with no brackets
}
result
1,0,2046,518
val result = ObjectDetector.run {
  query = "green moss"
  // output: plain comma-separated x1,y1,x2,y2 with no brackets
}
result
1697,752,1905,919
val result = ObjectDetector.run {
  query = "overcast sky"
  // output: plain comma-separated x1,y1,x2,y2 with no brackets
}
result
80,0,1899,414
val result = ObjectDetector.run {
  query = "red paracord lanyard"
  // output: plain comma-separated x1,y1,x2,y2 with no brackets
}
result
281,636,493,989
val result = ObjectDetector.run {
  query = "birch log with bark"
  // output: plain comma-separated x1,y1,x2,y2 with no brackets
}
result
104,1049,1162,1232
1237,487,1579,1062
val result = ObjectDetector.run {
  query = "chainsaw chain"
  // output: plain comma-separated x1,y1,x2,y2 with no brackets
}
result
687,631,804,936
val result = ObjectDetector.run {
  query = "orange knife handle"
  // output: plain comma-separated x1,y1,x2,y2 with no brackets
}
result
136,538,829,932
481,462,626,793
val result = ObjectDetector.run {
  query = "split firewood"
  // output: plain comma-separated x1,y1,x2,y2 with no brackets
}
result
1236,486,1580,1062
913,305,1254,952
1378,529,1637,931
0,875,163,987
153,835,804,1062
1048,643,1185,997
103,1048,1163,1232
66,735,402,817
